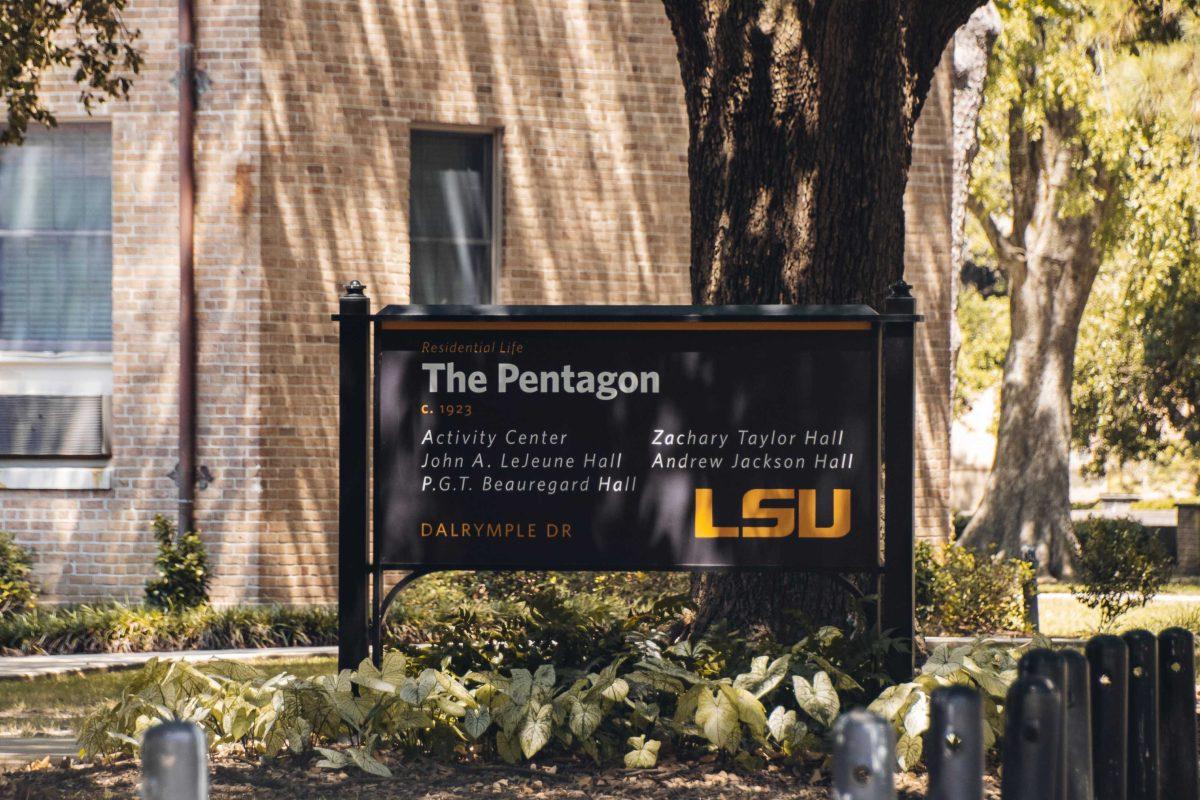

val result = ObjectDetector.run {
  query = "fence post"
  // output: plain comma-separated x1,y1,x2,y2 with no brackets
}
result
1001,676,1063,800
832,710,896,800
1123,629,1159,800
1019,648,1068,800
141,721,208,800
1061,650,1094,800
926,686,983,800
1158,627,1197,800
1087,634,1129,800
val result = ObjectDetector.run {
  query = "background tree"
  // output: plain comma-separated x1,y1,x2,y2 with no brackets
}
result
1073,131,1200,492
1,0,141,144
658,0,988,638
959,0,1200,573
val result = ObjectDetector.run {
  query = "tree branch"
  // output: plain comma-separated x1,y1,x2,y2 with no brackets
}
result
968,193,1023,271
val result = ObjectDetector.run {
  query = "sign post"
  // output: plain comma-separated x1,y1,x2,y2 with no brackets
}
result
336,286,920,680
337,281,371,671
882,281,917,681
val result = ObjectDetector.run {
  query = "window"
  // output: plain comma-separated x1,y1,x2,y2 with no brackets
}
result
0,123,112,476
0,122,112,351
409,130,496,304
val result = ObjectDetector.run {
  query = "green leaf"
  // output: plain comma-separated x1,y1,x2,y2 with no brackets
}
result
518,703,553,759
868,683,917,722
695,688,740,751
508,669,533,706
733,654,790,699
314,747,351,769
902,692,929,738
720,683,766,734
766,705,798,744
623,735,660,768
626,669,684,694
792,671,839,728
896,733,923,771
496,729,521,764
569,700,603,739
533,664,556,690
347,745,392,777
464,706,491,740
379,652,408,686
600,678,629,703
352,673,397,694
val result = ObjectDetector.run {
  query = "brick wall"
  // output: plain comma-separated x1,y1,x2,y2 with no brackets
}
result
1,0,954,603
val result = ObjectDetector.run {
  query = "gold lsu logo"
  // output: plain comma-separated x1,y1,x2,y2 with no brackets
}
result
693,488,852,539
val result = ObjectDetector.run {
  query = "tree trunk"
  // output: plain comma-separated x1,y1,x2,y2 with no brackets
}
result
660,0,986,638
959,113,1111,576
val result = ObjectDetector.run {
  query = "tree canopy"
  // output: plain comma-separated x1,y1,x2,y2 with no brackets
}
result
0,0,141,144
959,0,1200,567
964,0,1200,489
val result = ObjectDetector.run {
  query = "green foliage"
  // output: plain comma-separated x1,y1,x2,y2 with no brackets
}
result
79,622,906,774
954,286,1009,418
144,516,211,611
869,636,1052,770
0,571,685,658
0,604,336,655
0,0,143,144
915,541,1031,635
384,572,673,673
0,532,36,617
969,0,1200,486
1072,517,1174,628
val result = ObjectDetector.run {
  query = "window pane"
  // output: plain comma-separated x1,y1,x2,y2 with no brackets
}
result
0,123,111,351
410,131,493,304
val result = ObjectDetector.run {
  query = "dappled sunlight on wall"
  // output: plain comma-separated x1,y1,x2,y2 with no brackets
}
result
259,0,691,602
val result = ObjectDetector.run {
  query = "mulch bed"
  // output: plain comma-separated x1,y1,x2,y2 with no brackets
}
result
0,754,1001,799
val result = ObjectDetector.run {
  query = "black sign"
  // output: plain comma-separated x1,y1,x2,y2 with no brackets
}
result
374,308,882,572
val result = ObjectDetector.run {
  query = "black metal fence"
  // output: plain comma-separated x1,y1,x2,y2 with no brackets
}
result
833,627,1199,800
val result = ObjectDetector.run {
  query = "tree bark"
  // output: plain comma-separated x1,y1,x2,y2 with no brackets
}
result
949,5,1001,396
660,0,986,638
959,109,1112,576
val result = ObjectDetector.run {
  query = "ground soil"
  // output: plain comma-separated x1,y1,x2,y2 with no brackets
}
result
0,754,1001,800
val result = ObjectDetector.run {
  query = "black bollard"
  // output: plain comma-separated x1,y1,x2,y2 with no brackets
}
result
1123,629,1158,800
926,686,983,800
1158,627,1197,800
1088,634,1129,800
1019,648,1068,800
1061,650,1094,800
1001,676,1063,800
831,710,896,800
141,720,208,800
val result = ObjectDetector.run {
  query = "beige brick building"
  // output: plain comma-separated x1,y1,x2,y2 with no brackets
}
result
0,0,955,604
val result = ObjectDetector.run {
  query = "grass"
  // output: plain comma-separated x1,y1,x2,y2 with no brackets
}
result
1037,594,1200,638
1039,577,1200,596
0,656,335,738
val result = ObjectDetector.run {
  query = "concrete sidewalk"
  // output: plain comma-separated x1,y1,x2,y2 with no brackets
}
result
0,645,336,681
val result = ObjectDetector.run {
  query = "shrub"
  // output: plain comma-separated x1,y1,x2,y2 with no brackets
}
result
1073,517,1173,629
916,541,1031,635
145,515,211,611
0,603,337,655
0,531,36,616
78,633,1033,775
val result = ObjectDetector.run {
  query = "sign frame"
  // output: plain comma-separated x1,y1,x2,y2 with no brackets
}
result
335,281,920,681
